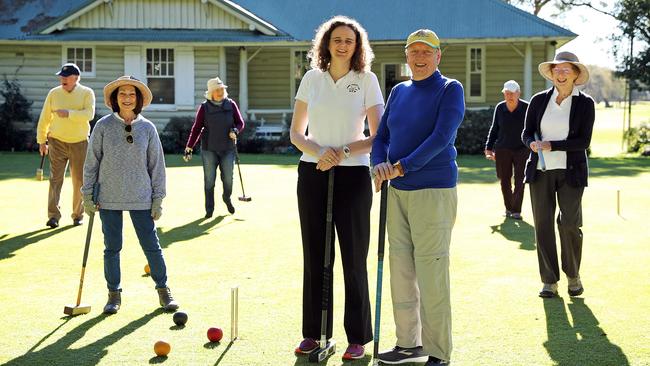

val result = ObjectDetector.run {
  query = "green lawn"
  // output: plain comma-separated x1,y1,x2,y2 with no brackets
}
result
0,151,648,366
591,101,650,157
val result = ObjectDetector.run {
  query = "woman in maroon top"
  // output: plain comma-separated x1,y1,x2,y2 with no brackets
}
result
185,77,245,217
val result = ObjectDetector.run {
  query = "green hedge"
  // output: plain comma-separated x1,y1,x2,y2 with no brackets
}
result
625,123,650,156
456,107,494,154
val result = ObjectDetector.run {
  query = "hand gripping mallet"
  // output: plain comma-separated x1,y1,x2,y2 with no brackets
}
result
36,154,45,181
232,129,252,202
64,184,99,316
372,181,388,366
309,169,336,363
534,132,547,172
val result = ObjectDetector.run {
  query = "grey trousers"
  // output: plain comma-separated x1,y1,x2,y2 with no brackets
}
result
529,169,584,284
387,186,457,361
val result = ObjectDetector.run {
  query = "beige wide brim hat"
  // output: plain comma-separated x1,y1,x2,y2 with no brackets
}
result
103,76,153,109
204,77,228,99
538,51,590,86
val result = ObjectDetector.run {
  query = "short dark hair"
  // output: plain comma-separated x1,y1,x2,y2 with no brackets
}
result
309,15,373,73
110,86,143,115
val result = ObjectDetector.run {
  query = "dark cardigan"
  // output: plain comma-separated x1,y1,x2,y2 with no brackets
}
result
521,87,595,187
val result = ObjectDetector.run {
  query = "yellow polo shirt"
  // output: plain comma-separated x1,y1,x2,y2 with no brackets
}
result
36,84,96,144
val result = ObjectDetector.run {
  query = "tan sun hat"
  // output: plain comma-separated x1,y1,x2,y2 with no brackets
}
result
204,77,228,99
538,51,590,86
103,76,153,109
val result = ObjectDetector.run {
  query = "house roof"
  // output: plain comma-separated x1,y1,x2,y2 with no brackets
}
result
0,0,576,43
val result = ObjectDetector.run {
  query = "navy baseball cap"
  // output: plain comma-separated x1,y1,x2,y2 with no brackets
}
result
56,63,80,77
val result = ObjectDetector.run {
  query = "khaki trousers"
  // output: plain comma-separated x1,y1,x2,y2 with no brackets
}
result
47,138,87,220
387,186,457,361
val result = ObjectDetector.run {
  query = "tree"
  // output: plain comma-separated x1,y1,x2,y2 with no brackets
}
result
582,65,626,104
504,0,554,14
0,76,33,150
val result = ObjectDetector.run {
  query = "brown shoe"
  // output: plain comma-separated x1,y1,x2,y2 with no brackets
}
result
103,290,121,314
157,287,179,311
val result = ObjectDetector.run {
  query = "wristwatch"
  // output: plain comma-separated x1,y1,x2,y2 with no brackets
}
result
393,161,405,177
343,145,351,158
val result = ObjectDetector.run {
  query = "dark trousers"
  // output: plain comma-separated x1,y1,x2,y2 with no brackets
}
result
529,170,584,284
495,147,528,213
297,162,373,345
201,149,235,214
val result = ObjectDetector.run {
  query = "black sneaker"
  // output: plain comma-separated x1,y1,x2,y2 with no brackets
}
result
425,356,450,365
46,217,59,228
225,201,235,214
205,211,213,219
378,346,428,364
73,217,83,226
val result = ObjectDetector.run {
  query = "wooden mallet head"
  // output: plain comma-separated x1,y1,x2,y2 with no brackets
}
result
63,304,91,316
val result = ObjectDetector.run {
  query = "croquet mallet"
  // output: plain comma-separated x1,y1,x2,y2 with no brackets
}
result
64,184,99,316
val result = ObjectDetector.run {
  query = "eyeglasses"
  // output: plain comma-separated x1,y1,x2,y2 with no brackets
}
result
552,67,574,75
125,125,133,143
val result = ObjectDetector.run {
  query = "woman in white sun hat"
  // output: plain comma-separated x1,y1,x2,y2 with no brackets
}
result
82,75,179,314
521,51,595,299
185,77,245,217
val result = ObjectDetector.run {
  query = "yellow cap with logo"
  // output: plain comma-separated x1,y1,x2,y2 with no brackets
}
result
405,29,440,49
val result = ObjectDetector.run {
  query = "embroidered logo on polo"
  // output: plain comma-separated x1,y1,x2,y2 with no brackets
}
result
347,84,360,93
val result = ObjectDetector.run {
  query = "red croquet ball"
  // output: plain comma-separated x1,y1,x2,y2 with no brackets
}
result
207,327,223,342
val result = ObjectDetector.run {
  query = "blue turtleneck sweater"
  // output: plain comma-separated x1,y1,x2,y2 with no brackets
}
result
371,70,465,190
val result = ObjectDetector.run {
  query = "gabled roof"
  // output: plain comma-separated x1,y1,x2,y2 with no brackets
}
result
233,0,576,41
0,0,576,43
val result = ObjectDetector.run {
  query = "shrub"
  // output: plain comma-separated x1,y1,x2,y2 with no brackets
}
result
625,122,650,155
160,116,194,153
0,76,33,151
456,108,494,154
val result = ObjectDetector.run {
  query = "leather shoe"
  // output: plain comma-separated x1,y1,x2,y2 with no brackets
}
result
46,217,59,228
73,218,83,226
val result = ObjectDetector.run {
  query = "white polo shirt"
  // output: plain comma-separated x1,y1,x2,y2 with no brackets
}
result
295,68,384,166
538,86,579,170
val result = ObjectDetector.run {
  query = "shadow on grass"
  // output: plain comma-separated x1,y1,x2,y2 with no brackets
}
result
0,226,74,261
214,340,234,365
157,216,226,249
489,217,536,251
292,352,373,365
543,297,629,365
4,308,165,365
165,152,299,169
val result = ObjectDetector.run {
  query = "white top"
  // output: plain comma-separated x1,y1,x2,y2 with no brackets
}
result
538,86,579,170
295,68,384,166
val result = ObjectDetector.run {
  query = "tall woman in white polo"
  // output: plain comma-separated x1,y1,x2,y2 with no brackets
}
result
289,15,384,359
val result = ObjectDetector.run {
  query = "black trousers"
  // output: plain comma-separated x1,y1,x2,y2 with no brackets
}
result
297,161,373,344
529,169,584,284
495,147,528,213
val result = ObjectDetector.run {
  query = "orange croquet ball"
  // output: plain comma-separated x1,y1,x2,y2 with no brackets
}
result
144,264,151,274
207,327,223,342
154,340,171,357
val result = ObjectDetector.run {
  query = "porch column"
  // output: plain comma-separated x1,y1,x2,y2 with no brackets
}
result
524,42,533,101
219,46,227,82
546,42,556,89
239,47,248,117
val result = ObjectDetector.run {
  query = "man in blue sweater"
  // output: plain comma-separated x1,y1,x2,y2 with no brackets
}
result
371,29,465,366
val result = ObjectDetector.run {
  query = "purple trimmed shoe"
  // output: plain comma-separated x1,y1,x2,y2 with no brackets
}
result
295,338,319,354
342,344,365,360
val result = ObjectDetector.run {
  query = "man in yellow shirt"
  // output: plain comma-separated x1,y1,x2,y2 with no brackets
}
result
37,63,95,228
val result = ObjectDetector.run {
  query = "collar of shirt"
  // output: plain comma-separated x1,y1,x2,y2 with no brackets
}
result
113,112,143,124
551,86,579,108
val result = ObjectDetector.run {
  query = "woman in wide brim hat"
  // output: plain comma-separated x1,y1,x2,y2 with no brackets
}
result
521,51,595,299
184,76,246,217
81,75,180,314
103,75,153,110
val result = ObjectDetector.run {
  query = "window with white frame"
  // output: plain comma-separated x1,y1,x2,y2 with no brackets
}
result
467,46,485,101
146,48,175,104
64,47,94,76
